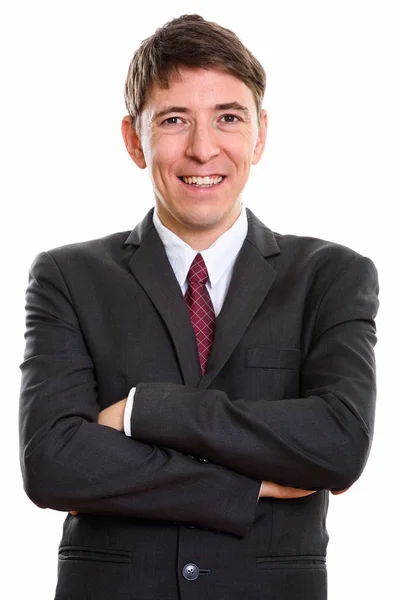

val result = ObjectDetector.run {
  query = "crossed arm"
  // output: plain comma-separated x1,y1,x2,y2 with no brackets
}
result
91,398,347,505
69,397,348,518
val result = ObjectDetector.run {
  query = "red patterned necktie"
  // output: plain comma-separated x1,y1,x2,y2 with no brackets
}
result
184,253,216,375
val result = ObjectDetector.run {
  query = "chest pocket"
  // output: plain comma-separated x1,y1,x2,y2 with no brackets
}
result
246,348,300,370
245,348,301,400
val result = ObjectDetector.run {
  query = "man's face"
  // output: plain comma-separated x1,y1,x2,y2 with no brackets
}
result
123,67,267,242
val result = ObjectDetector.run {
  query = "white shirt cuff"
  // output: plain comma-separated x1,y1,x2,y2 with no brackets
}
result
124,387,136,437
257,482,263,502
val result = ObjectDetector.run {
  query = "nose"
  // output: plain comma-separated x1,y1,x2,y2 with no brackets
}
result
185,122,220,163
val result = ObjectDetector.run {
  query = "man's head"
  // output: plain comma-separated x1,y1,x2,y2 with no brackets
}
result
122,14,267,249
124,14,266,129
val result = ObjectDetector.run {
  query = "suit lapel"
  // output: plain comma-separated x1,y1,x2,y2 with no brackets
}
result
199,210,280,389
124,211,202,387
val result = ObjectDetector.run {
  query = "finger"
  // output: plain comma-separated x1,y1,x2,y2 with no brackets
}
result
262,481,316,499
331,488,350,495
278,487,317,499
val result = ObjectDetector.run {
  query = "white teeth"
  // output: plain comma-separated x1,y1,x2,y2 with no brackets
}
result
182,176,223,186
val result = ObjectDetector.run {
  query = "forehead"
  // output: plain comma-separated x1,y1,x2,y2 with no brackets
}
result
144,67,256,112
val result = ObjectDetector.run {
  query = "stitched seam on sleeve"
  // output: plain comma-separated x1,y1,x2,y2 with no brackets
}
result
312,254,363,331
42,250,85,333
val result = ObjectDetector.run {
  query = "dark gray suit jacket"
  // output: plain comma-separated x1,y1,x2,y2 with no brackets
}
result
19,208,379,600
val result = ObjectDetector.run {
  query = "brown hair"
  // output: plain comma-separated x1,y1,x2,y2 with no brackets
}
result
124,14,266,126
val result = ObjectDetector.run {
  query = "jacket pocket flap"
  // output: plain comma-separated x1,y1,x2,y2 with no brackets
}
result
58,545,132,563
246,348,300,369
256,555,326,570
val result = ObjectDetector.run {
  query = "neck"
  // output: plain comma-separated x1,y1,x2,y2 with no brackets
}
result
175,230,226,252
156,207,242,251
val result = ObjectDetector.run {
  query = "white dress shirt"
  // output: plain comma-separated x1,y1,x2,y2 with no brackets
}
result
124,205,248,437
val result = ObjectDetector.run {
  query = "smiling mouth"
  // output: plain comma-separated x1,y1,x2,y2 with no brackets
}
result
178,175,225,187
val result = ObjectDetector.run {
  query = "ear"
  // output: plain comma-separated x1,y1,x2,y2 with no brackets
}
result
121,115,147,169
252,109,267,166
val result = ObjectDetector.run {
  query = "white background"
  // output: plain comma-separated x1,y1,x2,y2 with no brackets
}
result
1,0,399,598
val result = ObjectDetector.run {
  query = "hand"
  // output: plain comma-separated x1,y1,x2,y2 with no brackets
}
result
259,481,316,500
97,398,128,431
258,481,350,501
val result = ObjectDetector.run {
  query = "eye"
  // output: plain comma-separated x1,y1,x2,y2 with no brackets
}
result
220,114,240,123
162,116,183,125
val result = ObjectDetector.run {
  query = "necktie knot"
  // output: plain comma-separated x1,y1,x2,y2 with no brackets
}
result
187,253,209,286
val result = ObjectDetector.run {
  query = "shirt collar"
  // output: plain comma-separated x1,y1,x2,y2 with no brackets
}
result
153,206,248,288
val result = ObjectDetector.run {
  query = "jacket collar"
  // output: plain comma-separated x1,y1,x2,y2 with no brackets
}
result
124,207,280,258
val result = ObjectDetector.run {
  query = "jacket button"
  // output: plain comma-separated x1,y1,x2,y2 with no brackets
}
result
182,563,200,581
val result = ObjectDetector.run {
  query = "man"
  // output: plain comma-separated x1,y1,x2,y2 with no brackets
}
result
19,14,379,600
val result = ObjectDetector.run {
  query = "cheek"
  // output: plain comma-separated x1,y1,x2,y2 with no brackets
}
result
151,144,181,176
226,136,254,170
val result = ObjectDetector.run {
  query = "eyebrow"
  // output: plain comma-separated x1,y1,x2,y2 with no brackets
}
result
215,102,250,117
153,101,250,120
153,106,188,120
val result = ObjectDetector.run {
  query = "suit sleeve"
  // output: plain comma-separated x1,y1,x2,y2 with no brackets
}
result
130,255,379,491
19,251,261,537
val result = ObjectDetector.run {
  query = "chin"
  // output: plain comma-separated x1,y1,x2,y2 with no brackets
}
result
180,210,227,230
